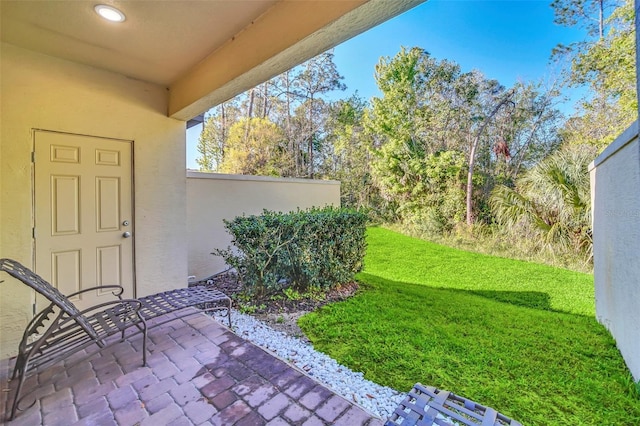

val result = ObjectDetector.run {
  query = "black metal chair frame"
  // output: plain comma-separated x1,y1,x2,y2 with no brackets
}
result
0,258,232,421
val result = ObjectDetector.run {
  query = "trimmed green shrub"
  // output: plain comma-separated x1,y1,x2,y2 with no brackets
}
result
214,207,367,297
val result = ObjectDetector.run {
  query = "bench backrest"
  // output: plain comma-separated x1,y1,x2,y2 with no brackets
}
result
0,258,98,339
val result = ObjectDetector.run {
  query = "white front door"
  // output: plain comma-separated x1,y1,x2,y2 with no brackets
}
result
34,130,134,311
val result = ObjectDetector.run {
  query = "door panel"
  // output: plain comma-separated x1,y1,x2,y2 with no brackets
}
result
51,250,81,301
96,177,121,231
97,245,122,292
51,175,80,235
34,131,134,311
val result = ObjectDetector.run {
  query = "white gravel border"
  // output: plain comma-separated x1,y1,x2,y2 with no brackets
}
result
214,309,403,419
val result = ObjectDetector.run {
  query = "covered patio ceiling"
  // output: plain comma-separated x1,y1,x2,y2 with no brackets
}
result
0,0,424,121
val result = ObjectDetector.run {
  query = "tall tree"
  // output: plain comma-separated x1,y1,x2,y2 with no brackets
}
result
218,117,292,176
465,81,563,224
506,82,564,178
320,94,379,209
293,51,346,177
367,47,482,231
271,69,303,175
367,47,564,231
551,0,616,39
465,88,516,225
552,0,635,149
196,51,347,179
195,115,219,171
196,99,241,171
368,47,473,156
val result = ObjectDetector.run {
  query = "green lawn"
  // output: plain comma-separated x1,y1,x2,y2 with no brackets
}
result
298,227,640,425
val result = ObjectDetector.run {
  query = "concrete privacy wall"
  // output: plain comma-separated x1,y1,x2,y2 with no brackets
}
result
0,43,188,358
589,121,640,381
186,171,341,280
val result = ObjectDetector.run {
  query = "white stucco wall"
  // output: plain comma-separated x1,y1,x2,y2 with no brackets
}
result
0,43,188,358
589,121,640,381
186,171,341,280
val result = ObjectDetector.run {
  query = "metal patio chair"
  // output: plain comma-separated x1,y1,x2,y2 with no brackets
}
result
0,258,231,421
386,383,523,426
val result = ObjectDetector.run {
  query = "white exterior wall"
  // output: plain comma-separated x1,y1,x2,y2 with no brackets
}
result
0,43,188,358
186,171,341,279
589,121,640,381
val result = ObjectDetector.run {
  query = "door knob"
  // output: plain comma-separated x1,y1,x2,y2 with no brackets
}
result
123,231,132,238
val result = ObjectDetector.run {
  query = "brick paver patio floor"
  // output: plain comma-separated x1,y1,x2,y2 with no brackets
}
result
0,313,384,426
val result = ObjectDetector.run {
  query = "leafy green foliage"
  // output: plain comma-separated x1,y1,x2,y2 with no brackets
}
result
298,228,640,425
367,47,563,229
196,99,242,171
195,115,220,172
391,150,467,235
551,0,616,38
490,145,597,261
553,0,636,150
218,117,292,176
196,51,346,178
214,207,367,297
321,95,386,214
292,51,347,178
572,1,636,110
195,28,614,267
365,48,474,230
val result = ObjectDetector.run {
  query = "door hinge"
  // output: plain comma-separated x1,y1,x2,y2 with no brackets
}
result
33,303,36,316
32,227,35,238
31,151,35,163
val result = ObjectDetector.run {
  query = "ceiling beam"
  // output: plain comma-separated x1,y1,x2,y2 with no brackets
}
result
169,0,424,120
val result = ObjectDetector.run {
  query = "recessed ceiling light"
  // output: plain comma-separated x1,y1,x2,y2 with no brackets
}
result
94,4,126,23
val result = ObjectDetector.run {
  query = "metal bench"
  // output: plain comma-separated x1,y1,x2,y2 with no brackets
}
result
0,258,231,420
386,383,522,426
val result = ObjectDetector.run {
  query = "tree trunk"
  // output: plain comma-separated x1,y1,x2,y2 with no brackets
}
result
244,89,255,142
513,111,543,178
284,72,297,176
598,0,604,40
220,103,227,167
307,94,315,179
466,90,515,225
262,82,268,118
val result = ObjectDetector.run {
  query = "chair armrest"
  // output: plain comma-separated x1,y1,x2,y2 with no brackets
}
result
65,285,124,299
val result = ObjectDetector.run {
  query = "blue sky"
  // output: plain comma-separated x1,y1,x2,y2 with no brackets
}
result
186,0,586,169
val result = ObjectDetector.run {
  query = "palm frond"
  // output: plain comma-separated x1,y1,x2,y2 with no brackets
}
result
490,145,596,258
